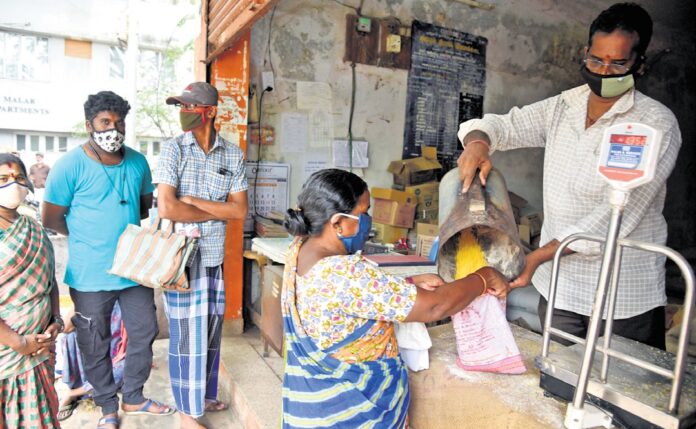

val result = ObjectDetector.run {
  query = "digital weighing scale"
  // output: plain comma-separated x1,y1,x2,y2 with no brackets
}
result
535,122,696,429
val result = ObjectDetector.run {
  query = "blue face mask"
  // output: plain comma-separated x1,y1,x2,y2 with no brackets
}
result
337,213,372,254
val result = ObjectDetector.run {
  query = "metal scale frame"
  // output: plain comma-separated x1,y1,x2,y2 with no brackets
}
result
537,122,696,429
536,199,696,429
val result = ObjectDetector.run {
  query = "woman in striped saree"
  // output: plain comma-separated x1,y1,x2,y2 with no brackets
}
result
281,169,511,428
0,153,62,428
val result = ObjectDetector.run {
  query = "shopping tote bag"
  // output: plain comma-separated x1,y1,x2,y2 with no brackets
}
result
109,217,196,291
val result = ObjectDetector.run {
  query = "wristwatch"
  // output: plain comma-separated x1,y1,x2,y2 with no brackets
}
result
50,314,65,333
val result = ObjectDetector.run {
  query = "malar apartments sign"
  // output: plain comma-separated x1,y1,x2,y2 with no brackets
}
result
0,96,50,115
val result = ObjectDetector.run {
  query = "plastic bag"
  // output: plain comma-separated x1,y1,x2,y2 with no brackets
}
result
394,322,432,372
452,294,526,374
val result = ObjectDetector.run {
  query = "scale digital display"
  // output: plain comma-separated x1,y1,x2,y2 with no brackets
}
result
609,134,647,146
606,133,648,169
598,123,660,190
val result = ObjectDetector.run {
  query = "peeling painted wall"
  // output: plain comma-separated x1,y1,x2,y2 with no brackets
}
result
249,0,695,254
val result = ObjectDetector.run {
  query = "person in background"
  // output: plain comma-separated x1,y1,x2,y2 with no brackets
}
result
0,153,62,428
29,152,50,209
154,82,248,429
456,2,680,349
280,168,511,428
55,302,127,422
43,91,173,429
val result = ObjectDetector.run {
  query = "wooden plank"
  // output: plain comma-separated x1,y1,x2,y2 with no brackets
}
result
210,32,250,322
208,0,250,41
376,19,411,70
206,0,279,63
193,0,209,79
208,0,251,40
343,14,379,65
207,0,226,18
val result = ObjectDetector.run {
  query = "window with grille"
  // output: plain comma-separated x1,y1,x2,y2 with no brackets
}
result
0,31,49,81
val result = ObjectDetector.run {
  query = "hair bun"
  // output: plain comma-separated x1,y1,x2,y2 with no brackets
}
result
284,208,310,236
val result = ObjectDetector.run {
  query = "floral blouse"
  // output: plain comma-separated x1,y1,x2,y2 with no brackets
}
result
295,253,417,350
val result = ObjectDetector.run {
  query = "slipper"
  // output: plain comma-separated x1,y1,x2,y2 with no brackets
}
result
204,400,229,412
96,415,119,429
122,398,175,416
58,400,78,421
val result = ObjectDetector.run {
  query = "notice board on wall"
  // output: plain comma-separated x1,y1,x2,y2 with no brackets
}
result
402,21,487,173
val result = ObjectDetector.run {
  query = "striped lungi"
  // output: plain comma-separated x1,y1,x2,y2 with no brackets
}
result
163,253,225,417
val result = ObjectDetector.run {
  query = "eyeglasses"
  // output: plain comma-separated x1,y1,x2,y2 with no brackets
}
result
583,57,631,75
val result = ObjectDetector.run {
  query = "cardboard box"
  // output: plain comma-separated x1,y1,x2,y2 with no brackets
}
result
261,264,284,356
508,191,528,224
416,222,439,258
415,206,438,222
372,222,409,244
416,222,439,236
417,236,437,258
520,211,543,237
404,181,439,208
388,146,443,187
518,224,531,245
372,187,417,228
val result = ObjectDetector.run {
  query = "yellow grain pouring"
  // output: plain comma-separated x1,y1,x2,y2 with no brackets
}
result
455,229,487,279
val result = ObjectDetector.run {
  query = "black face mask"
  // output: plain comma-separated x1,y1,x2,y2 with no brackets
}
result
580,65,636,98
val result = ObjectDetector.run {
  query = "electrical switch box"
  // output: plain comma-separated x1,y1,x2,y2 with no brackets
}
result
386,34,401,53
357,16,372,33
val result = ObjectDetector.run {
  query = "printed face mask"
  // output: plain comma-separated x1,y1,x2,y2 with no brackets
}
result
580,65,635,98
92,128,125,152
0,181,30,210
337,213,372,254
180,107,209,131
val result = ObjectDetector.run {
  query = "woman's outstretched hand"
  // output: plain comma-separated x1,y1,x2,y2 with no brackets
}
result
475,266,511,298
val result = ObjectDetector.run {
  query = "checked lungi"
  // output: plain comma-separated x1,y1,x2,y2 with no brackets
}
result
163,252,225,417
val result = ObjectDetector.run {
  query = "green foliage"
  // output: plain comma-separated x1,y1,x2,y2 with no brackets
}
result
135,13,196,139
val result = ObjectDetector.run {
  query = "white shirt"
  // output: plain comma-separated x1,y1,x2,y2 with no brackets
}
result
458,85,682,318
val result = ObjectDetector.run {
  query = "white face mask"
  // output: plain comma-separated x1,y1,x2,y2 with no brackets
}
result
0,182,29,210
92,128,125,152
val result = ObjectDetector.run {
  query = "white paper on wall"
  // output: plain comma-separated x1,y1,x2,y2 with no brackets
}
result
332,139,369,169
281,112,308,153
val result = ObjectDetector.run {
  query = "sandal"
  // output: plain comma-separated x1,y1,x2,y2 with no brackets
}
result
204,400,229,412
122,398,175,416
96,415,119,429
58,400,78,421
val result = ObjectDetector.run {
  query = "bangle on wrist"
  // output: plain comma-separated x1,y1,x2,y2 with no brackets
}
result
465,139,490,152
470,272,487,296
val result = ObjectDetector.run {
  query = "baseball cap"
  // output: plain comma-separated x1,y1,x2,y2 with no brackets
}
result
166,82,219,106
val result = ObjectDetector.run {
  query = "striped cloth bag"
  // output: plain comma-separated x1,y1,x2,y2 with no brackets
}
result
109,217,196,292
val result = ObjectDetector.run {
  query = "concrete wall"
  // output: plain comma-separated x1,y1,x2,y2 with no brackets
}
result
249,0,695,254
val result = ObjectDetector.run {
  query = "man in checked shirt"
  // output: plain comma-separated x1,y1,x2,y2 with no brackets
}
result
457,3,681,350
154,82,248,429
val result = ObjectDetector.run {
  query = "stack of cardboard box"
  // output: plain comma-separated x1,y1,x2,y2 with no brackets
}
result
508,191,543,249
371,147,442,249
371,187,416,244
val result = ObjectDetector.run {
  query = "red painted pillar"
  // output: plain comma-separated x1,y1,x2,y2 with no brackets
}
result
210,32,250,330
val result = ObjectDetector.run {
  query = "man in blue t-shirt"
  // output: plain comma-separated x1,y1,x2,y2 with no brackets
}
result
43,91,174,429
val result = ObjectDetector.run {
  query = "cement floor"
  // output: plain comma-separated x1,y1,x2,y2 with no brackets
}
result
55,338,243,429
